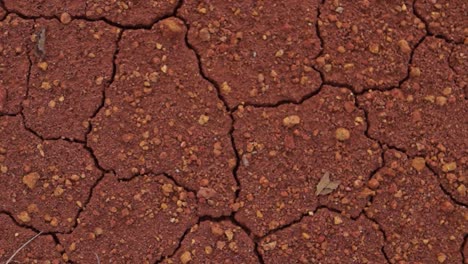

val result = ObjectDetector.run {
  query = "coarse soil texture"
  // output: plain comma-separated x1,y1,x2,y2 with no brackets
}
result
0,0,466,264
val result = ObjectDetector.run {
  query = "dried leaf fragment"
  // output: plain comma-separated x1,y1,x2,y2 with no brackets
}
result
315,172,340,196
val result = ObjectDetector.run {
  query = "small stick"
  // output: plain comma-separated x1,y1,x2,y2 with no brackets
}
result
94,253,101,264
6,231,43,264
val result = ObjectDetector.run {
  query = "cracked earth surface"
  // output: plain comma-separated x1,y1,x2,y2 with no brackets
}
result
0,0,466,263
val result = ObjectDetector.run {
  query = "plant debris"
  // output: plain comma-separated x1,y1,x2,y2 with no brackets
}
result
315,172,340,196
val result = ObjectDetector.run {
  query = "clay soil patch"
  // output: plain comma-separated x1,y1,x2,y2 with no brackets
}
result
0,1,466,263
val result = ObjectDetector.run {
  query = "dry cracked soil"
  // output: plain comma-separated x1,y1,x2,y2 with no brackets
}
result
0,0,467,263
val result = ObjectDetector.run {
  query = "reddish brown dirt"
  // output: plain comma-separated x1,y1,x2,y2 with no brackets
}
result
179,0,322,108
259,209,386,263
450,44,468,97
85,0,179,26
3,0,85,17
415,0,467,43
0,115,101,233
0,214,61,263
23,18,119,141
359,37,467,204
316,0,426,92
163,220,258,263
88,18,237,218
233,85,382,237
4,0,179,27
0,1,466,263
58,173,198,263
465,239,468,264
0,5,6,20
366,149,467,263
0,15,32,115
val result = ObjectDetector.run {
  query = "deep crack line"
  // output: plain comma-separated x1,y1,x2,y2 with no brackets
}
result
175,6,243,215
412,0,464,45
155,221,193,264
1,0,182,31
362,210,391,264
313,0,429,95
83,29,123,174
462,234,468,263
356,97,467,208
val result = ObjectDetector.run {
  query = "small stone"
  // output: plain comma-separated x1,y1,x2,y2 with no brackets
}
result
17,211,31,222
442,87,452,96
398,39,411,53
95,76,104,85
198,114,209,125
221,82,231,94
335,127,350,141
275,49,284,57
442,162,456,172
437,253,446,263
369,43,380,54
440,201,454,213
50,217,58,227
205,246,213,254
38,62,48,71
410,67,421,77
211,224,224,236
457,184,466,196
161,183,174,195
23,172,40,189
343,63,354,70
262,241,277,251
197,187,216,199
282,115,301,128
94,227,103,236
54,186,64,196
60,12,72,24
48,100,56,108
180,251,192,264
199,28,211,42
161,18,183,33
224,229,234,241
411,157,426,172
435,96,447,106
367,178,380,190
337,46,346,53
333,216,343,225
41,82,52,90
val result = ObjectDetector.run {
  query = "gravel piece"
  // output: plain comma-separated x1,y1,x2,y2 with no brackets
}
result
0,15,33,114
358,37,468,204
0,116,101,232
23,19,119,141
162,220,258,263
0,214,61,263
367,149,467,263
317,0,425,92
179,0,322,108
88,18,237,217
260,209,386,263
415,0,467,43
233,86,382,236
59,173,198,263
